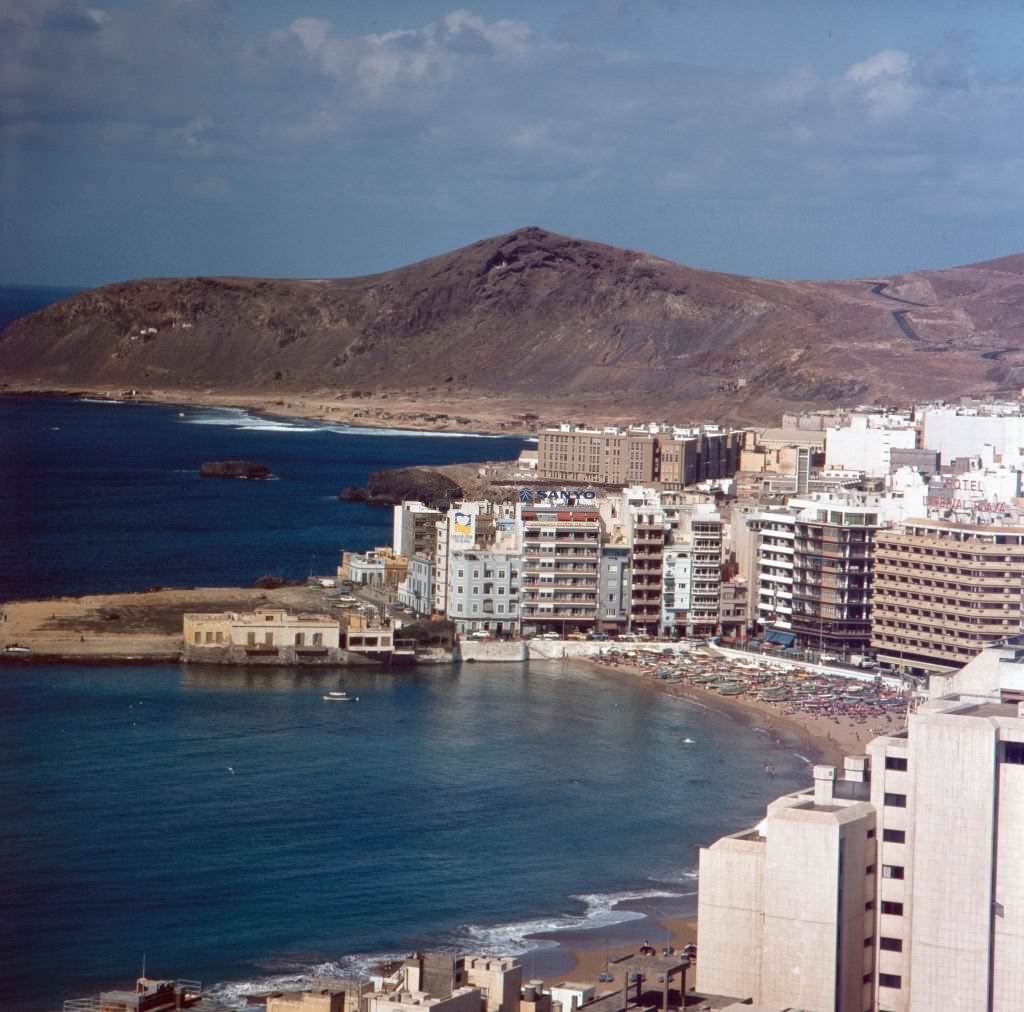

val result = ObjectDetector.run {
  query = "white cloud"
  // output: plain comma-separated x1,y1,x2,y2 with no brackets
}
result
845,49,919,119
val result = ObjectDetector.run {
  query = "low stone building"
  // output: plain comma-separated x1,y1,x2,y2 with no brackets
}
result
183,608,342,664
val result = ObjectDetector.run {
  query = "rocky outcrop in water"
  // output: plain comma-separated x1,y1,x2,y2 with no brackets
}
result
199,460,272,479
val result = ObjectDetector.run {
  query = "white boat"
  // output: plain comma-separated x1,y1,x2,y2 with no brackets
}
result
4,645,31,654
322,690,359,702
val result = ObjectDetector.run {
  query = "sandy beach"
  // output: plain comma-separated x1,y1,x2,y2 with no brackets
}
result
4,384,564,436
529,650,906,991
579,651,906,767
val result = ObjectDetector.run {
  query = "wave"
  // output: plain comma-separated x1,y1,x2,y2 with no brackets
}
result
203,888,682,1008
648,867,699,886
455,888,682,955
181,408,494,438
204,952,407,1009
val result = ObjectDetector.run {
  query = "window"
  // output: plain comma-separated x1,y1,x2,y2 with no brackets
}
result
883,828,906,844
866,864,876,874
881,900,904,916
295,632,305,646
884,792,907,808
1005,742,1024,765
264,631,273,645
864,936,874,948
885,756,908,771
878,973,902,989
313,632,323,646
879,937,903,952
867,828,876,839
882,865,905,880
194,631,202,644
865,900,875,911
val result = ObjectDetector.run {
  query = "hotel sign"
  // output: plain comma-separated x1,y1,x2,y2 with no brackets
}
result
926,477,1011,514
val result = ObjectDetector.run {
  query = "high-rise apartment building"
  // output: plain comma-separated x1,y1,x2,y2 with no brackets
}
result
751,511,796,640
871,519,1024,678
623,491,666,636
393,502,443,560
697,760,877,1012
519,506,602,635
791,503,881,656
698,638,1024,1012
866,688,1024,1010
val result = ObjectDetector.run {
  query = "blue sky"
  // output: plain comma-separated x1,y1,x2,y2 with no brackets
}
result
5,0,1024,286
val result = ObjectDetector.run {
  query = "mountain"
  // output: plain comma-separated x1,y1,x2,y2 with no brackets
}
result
4,226,1024,423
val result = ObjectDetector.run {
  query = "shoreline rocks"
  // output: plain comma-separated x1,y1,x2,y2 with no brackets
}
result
338,466,464,508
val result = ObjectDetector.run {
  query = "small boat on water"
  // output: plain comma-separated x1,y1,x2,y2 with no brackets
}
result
323,690,359,702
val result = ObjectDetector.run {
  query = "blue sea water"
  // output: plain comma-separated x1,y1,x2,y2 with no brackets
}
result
0,287,811,1011
0,396,529,601
0,660,808,1011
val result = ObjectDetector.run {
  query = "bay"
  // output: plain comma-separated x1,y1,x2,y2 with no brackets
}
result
0,659,808,1011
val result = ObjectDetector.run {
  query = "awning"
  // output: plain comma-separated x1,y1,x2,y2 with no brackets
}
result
765,628,796,647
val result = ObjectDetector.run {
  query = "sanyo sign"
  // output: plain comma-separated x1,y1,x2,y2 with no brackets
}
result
519,488,598,503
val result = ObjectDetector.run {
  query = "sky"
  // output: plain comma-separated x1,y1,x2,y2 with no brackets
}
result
5,0,1024,286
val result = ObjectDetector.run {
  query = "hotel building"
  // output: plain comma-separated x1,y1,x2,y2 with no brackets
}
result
537,423,742,488
871,519,1024,678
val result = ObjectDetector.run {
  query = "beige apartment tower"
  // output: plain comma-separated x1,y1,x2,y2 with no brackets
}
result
871,519,1024,678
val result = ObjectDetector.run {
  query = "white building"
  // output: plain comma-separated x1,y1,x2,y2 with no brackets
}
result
698,638,1024,1012
920,402,1024,469
398,553,436,616
446,549,521,634
697,760,876,1011
825,412,917,477
866,642,1024,1012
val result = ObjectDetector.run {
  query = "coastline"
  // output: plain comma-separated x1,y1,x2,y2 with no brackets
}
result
575,653,895,767
1,384,548,437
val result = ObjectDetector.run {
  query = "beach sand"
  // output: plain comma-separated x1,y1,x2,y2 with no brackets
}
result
5,384,565,436
579,654,902,767
530,652,907,991
0,584,328,659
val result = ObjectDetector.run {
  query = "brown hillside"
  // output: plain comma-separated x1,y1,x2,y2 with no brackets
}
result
3,226,1024,424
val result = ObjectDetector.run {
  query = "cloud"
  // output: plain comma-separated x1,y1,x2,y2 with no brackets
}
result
845,49,919,119
7,4,1024,283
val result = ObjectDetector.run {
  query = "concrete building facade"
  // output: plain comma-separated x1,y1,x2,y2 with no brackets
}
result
393,501,443,560
697,761,876,1012
447,550,521,634
183,609,341,663
520,506,602,635
871,519,1024,678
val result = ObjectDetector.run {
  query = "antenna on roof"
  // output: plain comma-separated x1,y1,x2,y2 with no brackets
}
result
141,951,147,979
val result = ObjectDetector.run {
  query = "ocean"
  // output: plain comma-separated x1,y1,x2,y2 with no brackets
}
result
0,396,531,601
0,288,810,1011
